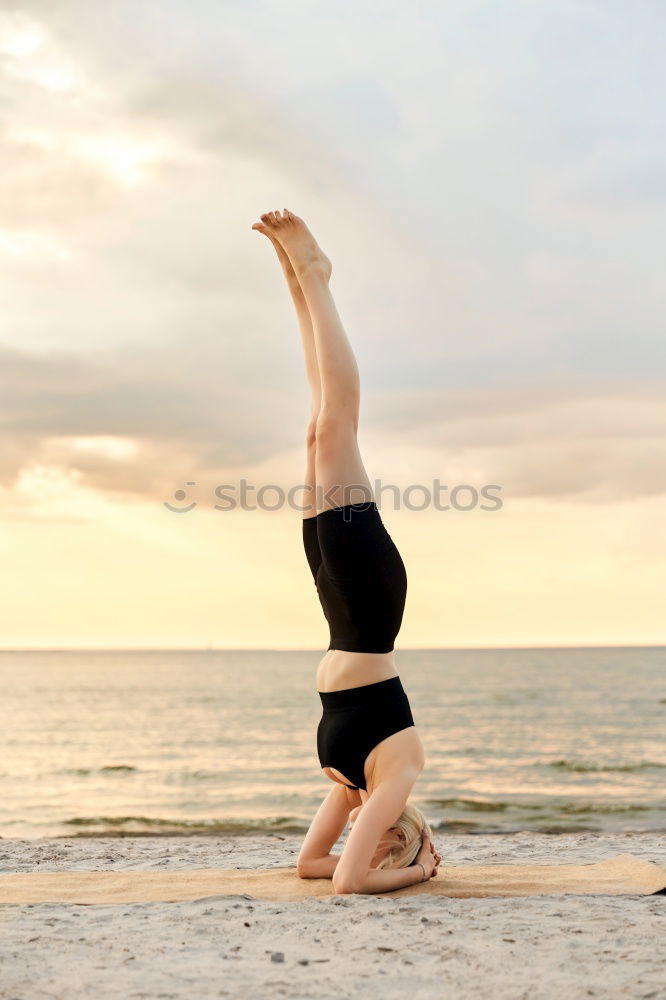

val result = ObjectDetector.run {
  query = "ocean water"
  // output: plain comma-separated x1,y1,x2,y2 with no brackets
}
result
0,648,664,840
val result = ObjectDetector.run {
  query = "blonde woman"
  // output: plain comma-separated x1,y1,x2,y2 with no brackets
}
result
252,210,441,894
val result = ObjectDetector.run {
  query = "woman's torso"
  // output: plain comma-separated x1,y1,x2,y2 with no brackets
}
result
316,648,399,693
316,650,424,793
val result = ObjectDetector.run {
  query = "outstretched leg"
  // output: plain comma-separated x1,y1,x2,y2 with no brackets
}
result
252,209,373,513
252,217,321,519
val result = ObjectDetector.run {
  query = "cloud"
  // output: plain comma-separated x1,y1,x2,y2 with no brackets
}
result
1,339,664,504
365,382,666,503
0,136,121,226
1,0,665,514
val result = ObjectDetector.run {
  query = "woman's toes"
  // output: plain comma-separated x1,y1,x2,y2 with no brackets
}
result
259,208,299,227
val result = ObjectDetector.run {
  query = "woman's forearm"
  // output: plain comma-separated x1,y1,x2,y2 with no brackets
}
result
300,858,430,892
296,854,340,879
338,864,426,895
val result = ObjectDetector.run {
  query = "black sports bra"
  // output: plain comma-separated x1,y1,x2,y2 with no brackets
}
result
302,503,407,654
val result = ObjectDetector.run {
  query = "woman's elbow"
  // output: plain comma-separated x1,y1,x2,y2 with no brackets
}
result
332,872,362,895
296,856,326,879
296,859,312,879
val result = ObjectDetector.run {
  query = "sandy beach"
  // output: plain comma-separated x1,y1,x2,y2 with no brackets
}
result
1,831,664,999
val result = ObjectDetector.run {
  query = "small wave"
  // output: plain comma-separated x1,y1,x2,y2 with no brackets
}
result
60,815,309,837
546,759,666,773
170,770,226,783
557,802,655,815
63,765,138,777
434,819,483,831
425,798,665,817
529,824,599,834
432,819,599,835
424,798,514,812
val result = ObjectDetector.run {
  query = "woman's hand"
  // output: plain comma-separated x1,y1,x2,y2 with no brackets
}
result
413,829,439,880
423,822,442,868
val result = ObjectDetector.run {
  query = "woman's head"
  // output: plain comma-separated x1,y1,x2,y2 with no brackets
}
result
349,802,427,869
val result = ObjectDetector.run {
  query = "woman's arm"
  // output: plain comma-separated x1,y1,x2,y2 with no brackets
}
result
296,783,355,878
332,769,430,895
355,829,438,894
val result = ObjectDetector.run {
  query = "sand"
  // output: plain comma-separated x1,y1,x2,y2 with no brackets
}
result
1,831,664,999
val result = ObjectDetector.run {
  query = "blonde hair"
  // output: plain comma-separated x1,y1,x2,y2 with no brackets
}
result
375,803,428,870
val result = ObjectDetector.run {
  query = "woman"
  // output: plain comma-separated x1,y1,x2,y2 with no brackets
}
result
252,209,441,894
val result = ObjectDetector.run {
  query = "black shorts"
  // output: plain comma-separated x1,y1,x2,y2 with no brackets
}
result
317,676,415,791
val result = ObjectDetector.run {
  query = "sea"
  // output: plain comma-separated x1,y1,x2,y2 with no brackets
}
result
0,648,664,840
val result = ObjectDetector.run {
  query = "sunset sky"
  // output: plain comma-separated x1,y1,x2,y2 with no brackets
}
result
1,0,664,649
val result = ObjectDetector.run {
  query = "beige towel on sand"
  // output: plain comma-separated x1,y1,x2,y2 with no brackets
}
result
1,855,664,904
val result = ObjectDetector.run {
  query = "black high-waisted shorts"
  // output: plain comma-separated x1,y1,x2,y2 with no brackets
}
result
317,676,415,791
302,502,407,654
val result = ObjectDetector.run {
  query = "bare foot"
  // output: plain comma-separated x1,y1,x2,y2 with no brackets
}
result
251,209,332,283
251,219,304,297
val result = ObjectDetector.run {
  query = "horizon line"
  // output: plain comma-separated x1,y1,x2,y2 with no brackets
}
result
0,643,664,653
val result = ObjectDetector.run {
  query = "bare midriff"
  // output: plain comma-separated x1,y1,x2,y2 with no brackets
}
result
316,648,399,693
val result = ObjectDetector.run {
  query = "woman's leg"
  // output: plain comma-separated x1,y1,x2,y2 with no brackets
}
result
252,210,373,512
252,220,321,519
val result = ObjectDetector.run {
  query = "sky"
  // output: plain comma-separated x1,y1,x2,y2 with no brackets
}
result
1,0,664,649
